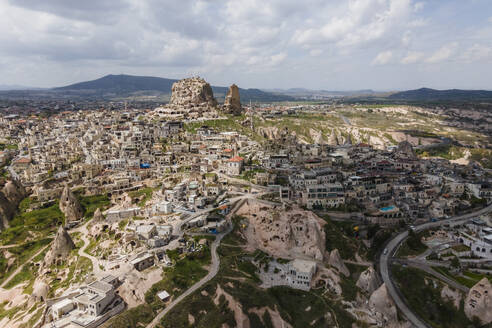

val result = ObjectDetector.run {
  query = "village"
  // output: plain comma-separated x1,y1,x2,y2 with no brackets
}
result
0,77,491,328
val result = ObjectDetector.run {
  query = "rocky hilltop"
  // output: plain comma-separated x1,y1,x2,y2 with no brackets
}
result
59,185,83,222
43,226,75,267
223,84,242,115
153,77,219,119
169,77,217,107
0,179,26,230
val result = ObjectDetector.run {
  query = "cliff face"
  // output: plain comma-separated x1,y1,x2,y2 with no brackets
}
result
0,179,26,230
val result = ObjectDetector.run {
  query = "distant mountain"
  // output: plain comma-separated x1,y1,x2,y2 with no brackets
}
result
53,74,293,103
389,88,492,101
55,74,176,93
263,88,377,99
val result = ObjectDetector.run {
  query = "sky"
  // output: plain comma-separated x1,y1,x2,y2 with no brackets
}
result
0,0,491,91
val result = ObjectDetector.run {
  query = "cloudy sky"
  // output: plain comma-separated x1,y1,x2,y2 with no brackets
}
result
0,0,491,90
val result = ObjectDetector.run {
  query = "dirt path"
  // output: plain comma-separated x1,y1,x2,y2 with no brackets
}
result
76,221,102,277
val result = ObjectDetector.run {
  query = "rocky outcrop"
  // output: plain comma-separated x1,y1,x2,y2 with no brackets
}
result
236,200,326,261
356,266,380,294
29,279,49,305
153,77,219,119
0,179,26,230
59,185,83,222
369,283,398,324
170,77,217,108
396,140,416,159
223,84,242,115
43,226,75,267
328,249,350,277
464,278,492,324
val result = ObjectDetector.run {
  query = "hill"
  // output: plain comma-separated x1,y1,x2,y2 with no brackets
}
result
389,88,492,102
53,74,293,103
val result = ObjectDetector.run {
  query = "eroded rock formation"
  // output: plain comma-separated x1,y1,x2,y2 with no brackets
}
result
223,84,242,115
0,179,26,230
465,278,492,324
170,77,217,108
59,185,83,222
153,77,219,119
236,200,326,260
356,266,380,294
369,283,398,324
396,140,417,159
93,207,104,221
328,249,350,277
43,226,75,267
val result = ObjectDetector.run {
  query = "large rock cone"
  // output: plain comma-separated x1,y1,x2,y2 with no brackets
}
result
43,226,75,267
59,185,83,222
223,84,242,115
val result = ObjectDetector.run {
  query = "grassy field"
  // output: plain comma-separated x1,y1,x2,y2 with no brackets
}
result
128,187,154,207
79,194,110,219
0,199,63,245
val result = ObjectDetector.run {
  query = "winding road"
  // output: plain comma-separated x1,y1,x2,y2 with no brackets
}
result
146,223,233,328
379,204,492,328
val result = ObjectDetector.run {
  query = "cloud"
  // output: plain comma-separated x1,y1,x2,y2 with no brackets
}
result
426,42,458,63
292,0,415,49
372,51,393,65
460,44,492,63
0,0,491,90
414,2,425,12
401,51,424,64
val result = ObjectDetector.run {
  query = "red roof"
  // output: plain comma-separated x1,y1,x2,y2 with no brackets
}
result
14,157,30,164
228,156,244,162
223,148,233,152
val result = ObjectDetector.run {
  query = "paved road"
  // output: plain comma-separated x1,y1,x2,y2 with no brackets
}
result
0,244,50,288
146,224,233,328
379,204,492,328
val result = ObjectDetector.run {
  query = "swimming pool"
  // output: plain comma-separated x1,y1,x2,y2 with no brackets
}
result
380,206,396,212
